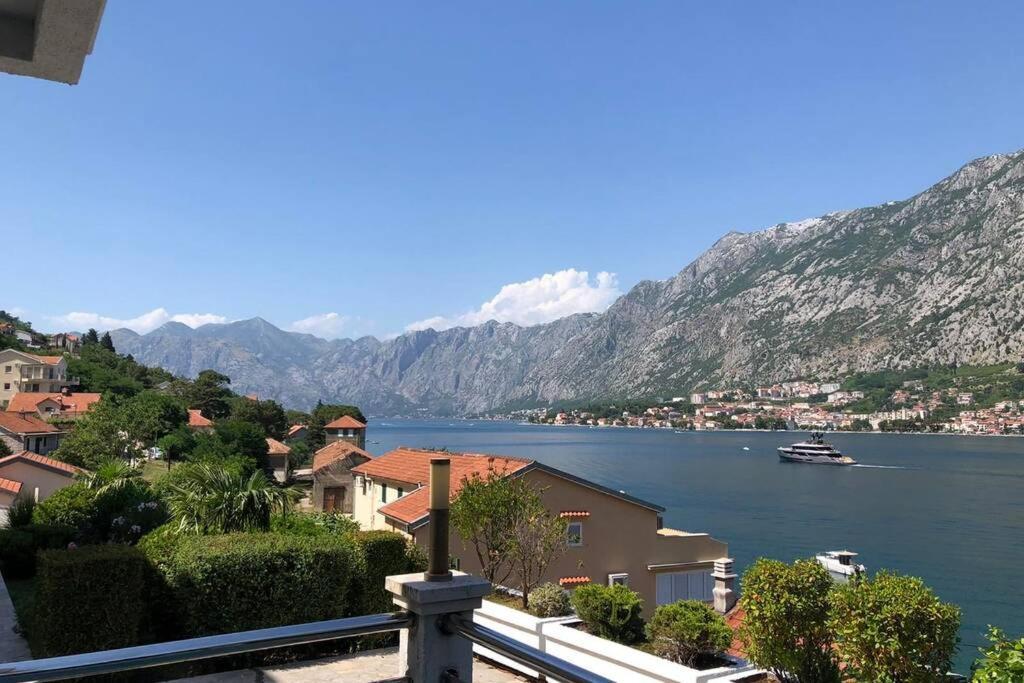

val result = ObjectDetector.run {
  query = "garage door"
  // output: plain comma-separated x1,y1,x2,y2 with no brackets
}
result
656,569,714,605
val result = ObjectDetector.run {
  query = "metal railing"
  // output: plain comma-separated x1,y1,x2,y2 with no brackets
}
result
0,612,411,683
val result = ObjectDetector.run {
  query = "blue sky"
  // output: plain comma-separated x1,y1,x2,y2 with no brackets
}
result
5,1,1023,339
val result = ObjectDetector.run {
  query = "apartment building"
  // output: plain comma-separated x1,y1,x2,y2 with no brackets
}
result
0,350,70,408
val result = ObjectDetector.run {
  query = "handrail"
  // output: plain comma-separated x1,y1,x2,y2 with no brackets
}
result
0,611,412,683
444,612,615,683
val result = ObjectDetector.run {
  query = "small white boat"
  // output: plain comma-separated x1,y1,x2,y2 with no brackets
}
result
816,550,865,582
742,446,750,451
778,432,856,465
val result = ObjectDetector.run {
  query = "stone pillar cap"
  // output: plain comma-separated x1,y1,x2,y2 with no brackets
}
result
386,571,492,606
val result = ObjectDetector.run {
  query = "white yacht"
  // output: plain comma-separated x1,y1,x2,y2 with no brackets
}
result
816,550,865,582
778,432,856,465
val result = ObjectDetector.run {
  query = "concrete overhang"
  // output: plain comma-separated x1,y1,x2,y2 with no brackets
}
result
0,0,105,85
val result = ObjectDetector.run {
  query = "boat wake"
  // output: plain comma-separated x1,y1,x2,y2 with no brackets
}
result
851,464,908,470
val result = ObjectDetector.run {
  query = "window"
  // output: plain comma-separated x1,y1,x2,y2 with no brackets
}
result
567,521,583,547
608,573,629,587
449,556,461,570
3,366,9,373
2,383,8,391
380,484,387,503
397,487,404,498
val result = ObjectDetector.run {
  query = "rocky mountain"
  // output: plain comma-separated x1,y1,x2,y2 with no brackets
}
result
111,150,1024,414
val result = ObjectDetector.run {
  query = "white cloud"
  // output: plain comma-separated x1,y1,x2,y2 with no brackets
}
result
46,308,228,334
288,312,351,339
406,268,621,332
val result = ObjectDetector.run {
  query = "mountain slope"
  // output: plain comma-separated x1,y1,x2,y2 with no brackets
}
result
111,150,1024,413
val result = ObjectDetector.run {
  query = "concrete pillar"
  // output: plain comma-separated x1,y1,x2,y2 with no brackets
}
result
386,571,491,683
712,558,737,614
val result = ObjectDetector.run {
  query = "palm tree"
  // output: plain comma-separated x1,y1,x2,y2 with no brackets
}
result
76,457,142,494
165,463,302,534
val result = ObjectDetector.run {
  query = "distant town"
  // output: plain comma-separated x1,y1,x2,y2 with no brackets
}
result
500,372,1024,436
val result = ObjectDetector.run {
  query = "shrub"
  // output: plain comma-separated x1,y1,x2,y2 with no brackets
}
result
270,511,360,537
739,558,840,683
143,532,362,638
6,496,34,528
32,545,150,657
972,626,1024,681
570,583,645,644
528,582,572,618
646,600,732,667
32,484,96,530
348,530,426,615
829,571,960,682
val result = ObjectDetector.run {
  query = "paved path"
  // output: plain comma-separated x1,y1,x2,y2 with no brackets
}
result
0,574,31,662
172,648,528,683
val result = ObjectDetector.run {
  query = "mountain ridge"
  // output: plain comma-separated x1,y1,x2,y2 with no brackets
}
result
111,149,1024,413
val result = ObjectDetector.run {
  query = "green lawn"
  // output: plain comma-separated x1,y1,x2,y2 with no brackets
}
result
141,459,178,483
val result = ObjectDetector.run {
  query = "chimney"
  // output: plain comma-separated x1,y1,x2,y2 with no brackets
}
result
712,558,737,614
62,386,71,397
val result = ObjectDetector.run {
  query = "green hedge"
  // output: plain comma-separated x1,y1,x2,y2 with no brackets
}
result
348,530,426,614
32,545,150,657
145,533,362,638
0,525,76,579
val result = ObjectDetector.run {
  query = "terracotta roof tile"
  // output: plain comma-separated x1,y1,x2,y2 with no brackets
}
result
286,424,307,437
0,451,82,476
359,448,533,525
0,477,22,494
31,355,65,365
559,576,591,586
265,437,291,455
324,415,366,429
6,392,102,415
313,440,371,473
187,409,213,427
0,412,61,435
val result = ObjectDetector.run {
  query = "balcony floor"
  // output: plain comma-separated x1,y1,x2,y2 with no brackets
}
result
171,647,527,683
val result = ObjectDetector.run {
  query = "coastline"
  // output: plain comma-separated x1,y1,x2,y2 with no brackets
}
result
513,421,1024,438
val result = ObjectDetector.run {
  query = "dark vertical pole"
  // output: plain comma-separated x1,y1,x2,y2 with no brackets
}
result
426,457,452,582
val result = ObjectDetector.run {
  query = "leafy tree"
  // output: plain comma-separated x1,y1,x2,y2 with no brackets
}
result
53,399,139,468
646,600,733,667
450,469,524,587
570,583,646,644
156,426,197,470
83,328,99,345
230,397,288,440
829,571,960,682
506,484,568,608
123,392,188,445
285,409,311,425
163,463,302,534
311,403,367,426
739,558,840,683
99,331,116,353
972,626,1024,681
187,370,233,419
0,440,11,458
214,419,270,469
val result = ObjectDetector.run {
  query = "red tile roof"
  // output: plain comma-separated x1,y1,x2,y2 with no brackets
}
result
324,415,365,429
313,440,371,473
0,451,82,476
0,477,22,495
31,354,65,365
187,409,213,427
265,437,291,455
6,392,102,415
0,411,61,435
356,448,533,525
559,576,591,587
724,606,747,658
287,424,307,437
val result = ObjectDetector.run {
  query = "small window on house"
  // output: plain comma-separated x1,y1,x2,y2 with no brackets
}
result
397,487,404,498
380,484,387,503
608,573,629,587
2,383,8,391
3,366,9,373
567,522,583,547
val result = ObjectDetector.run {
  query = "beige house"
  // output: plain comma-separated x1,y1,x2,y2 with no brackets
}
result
6,391,101,420
351,448,729,616
265,437,290,483
0,412,65,455
311,440,371,513
0,350,70,408
0,451,81,506
324,415,366,450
